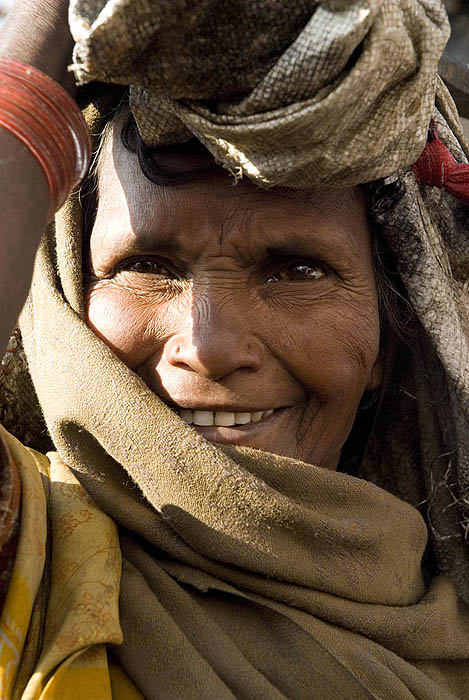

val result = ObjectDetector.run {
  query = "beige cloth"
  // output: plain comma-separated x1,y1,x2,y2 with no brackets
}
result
16,204,469,694
68,0,450,187
0,0,469,697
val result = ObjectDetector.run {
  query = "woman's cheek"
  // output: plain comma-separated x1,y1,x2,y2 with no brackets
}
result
286,303,380,404
84,286,170,367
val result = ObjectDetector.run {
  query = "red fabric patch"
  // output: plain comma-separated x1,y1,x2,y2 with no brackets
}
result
412,134,469,206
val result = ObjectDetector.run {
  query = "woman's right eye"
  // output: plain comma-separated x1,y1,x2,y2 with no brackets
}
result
117,258,179,278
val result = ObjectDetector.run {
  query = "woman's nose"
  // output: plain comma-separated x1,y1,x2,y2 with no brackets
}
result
163,300,265,381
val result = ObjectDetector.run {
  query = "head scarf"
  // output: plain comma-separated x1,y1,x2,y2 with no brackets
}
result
69,0,452,188
2,1,469,697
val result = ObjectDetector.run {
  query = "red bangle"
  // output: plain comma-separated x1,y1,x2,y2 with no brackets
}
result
0,58,91,217
0,79,72,208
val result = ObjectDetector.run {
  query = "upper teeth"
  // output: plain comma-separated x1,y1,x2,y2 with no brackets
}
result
178,408,275,426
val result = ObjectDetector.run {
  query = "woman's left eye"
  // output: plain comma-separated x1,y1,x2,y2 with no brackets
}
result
266,262,326,283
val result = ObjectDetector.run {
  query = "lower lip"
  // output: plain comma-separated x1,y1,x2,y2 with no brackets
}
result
189,406,292,446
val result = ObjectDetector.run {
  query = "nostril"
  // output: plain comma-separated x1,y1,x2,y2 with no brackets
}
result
164,332,264,381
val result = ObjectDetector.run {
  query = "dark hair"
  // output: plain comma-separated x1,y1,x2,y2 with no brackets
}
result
80,106,224,244
120,111,220,186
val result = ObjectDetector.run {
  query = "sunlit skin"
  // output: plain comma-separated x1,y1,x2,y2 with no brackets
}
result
84,124,383,470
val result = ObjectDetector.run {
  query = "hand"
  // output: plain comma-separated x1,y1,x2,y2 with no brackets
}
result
0,0,75,94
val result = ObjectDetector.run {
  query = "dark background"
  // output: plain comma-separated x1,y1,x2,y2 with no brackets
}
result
444,0,469,64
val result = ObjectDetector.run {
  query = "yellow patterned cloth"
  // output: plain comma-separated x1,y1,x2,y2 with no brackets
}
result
0,425,143,699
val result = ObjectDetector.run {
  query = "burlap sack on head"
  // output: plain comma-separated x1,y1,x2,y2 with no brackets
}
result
2,1,469,697
69,0,451,187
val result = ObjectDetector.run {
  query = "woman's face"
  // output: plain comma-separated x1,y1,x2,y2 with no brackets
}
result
84,128,382,470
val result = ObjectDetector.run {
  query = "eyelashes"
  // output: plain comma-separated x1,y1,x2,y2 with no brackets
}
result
265,261,328,283
115,256,182,279
115,255,332,285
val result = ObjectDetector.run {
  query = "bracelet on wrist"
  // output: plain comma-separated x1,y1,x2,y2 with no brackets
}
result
0,58,91,217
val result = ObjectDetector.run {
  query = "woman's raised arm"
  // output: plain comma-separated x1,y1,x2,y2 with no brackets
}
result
0,0,75,356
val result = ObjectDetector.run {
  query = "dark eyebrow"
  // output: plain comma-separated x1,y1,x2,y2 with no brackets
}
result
261,235,354,271
264,241,318,259
130,231,183,256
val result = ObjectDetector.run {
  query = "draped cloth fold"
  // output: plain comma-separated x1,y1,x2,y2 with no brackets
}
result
2,0,469,697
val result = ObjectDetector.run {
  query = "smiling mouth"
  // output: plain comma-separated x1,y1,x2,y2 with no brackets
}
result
176,407,276,427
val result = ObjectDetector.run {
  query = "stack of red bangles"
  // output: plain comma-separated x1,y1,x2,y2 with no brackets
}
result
0,58,91,218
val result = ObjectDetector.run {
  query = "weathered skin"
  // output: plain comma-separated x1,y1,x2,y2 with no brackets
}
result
85,123,383,468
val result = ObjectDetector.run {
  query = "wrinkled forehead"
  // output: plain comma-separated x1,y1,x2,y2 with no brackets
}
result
91,112,372,264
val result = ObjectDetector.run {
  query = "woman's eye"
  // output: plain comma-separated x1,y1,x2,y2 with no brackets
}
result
119,258,178,278
266,263,326,283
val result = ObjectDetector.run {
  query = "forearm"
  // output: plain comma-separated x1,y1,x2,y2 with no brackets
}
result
0,0,74,355
0,132,49,354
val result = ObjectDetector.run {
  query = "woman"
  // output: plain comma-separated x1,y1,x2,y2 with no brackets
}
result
1,0,469,698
